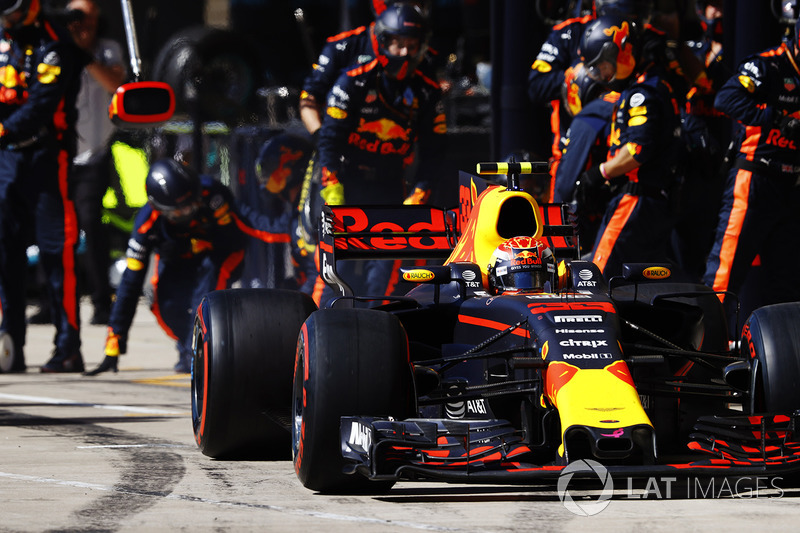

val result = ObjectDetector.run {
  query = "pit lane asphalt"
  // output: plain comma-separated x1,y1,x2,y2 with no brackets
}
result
3,298,800,532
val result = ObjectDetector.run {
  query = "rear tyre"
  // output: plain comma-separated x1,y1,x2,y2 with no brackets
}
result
292,309,414,493
743,302,800,414
192,288,317,458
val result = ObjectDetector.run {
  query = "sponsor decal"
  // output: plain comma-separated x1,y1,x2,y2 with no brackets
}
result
554,315,603,323
466,399,487,415
347,421,372,454
402,269,434,282
357,117,409,141
559,339,609,348
578,269,593,280
643,266,671,280
554,328,605,334
562,353,614,359
462,270,476,282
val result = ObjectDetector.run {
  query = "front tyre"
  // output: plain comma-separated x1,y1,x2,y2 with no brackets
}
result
293,309,414,493
743,302,800,414
192,289,317,458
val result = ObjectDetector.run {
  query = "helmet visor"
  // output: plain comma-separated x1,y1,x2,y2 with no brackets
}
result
495,266,550,292
158,201,200,224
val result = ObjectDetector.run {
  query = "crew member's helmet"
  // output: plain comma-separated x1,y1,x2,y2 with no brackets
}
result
0,0,40,29
595,0,653,26
255,133,313,200
145,159,202,225
374,2,429,80
487,237,555,295
580,15,638,91
562,62,604,117
774,0,799,25
372,0,430,18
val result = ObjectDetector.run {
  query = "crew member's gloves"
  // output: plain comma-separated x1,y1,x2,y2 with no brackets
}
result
105,327,127,356
574,165,610,219
779,111,800,141
320,167,345,205
320,182,345,205
83,328,126,376
403,185,430,205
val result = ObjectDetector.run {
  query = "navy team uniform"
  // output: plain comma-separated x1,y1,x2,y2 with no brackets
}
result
703,41,800,311
553,91,620,254
591,65,682,278
310,57,446,302
528,14,593,197
0,16,84,371
300,23,379,117
109,177,289,371
300,23,438,128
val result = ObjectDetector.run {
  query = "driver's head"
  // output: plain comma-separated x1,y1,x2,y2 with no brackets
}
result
0,0,39,30
487,236,555,295
145,159,202,226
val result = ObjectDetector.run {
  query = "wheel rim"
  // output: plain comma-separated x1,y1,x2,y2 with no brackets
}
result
191,322,205,432
291,335,305,464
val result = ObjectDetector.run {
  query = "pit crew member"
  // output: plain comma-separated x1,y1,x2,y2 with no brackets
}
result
84,159,291,375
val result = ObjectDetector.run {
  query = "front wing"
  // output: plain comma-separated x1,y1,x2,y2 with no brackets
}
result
340,414,800,483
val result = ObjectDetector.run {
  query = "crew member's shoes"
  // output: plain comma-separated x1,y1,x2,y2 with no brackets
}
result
83,355,119,376
27,307,52,325
89,305,111,326
40,352,85,373
174,355,191,374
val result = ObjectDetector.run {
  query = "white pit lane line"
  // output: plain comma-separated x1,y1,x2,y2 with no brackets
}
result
0,392,186,416
0,471,464,531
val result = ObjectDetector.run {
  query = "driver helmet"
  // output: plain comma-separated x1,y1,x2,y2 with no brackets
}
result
487,236,555,295
145,158,202,225
374,2,429,80
579,14,638,91
0,0,39,29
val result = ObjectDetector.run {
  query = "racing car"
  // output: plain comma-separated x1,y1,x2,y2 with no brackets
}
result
190,162,800,493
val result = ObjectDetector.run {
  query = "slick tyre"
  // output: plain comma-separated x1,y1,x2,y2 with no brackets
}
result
192,289,317,458
293,309,415,493
152,26,260,123
744,302,800,414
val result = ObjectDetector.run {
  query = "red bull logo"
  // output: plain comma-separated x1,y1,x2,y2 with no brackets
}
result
266,147,304,194
357,118,409,141
513,249,542,266
602,21,635,80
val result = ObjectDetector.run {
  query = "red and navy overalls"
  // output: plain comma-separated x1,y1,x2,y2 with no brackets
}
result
311,58,447,303
528,14,593,198
591,65,682,278
109,177,290,364
703,42,800,311
0,17,83,368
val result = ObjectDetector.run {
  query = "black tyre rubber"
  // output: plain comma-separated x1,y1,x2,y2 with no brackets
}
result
192,288,317,458
292,308,415,493
152,26,260,123
743,302,800,414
